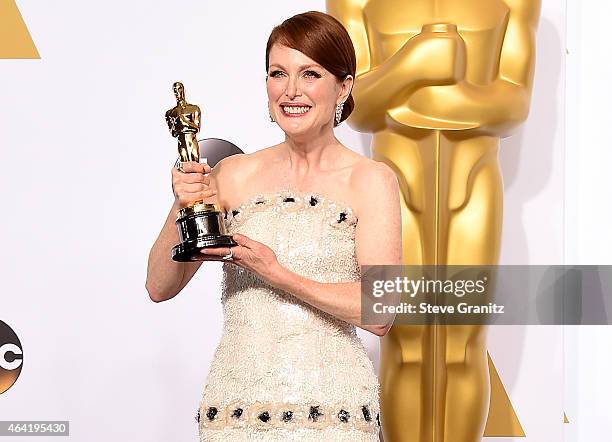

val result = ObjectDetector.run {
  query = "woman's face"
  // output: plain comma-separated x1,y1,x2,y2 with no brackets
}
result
266,43,352,137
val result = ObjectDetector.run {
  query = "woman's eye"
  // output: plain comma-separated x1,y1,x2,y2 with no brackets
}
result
268,70,320,79
304,70,321,79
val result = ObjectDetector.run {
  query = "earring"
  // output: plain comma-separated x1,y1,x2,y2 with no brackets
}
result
335,102,344,126
269,112,275,123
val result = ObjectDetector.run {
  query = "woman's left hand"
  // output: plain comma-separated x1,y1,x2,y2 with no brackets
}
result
201,233,283,285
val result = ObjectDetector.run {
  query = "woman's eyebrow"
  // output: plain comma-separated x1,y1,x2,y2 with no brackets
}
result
268,63,321,71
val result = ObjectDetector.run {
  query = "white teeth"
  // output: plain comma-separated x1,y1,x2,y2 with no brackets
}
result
282,106,310,114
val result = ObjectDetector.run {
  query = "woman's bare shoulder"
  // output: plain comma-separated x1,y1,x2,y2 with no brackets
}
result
218,144,281,165
350,156,395,181
212,151,247,174
213,144,278,176
212,144,283,210
349,158,399,206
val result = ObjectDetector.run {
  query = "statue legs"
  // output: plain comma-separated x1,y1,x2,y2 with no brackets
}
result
374,130,502,442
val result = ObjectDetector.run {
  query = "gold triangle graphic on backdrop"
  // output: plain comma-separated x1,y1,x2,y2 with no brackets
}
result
564,412,570,424
0,0,39,58
483,352,526,437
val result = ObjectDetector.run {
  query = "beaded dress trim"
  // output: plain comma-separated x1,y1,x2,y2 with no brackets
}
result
197,401,380,433
223,188,358,231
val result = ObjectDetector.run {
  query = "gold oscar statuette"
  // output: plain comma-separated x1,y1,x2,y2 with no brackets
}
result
328,0,541,440
165,81,237,261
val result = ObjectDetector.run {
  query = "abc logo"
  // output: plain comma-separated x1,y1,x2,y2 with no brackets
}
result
0,320,23,394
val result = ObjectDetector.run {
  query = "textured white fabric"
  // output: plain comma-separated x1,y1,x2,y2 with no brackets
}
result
198,189,381,441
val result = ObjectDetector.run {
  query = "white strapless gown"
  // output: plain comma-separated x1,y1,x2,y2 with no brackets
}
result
197,189,381,441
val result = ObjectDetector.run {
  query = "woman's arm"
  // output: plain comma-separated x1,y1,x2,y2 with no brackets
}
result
145,159,225,302
267,161,403,336
145,200,203,302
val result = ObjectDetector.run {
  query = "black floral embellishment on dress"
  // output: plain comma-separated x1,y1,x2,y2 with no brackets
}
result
281,410,294,422
226,189,358,231
258,411,271,422
197,401,381,431
308,405,323,421
361,405,372,422
206,406,218,421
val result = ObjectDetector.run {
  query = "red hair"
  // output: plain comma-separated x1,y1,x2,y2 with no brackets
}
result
265,11,356,126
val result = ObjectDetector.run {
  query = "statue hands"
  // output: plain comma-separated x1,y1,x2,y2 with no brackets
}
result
379,22,474,129
399,22,467,88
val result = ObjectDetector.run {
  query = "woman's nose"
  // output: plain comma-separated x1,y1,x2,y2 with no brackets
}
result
285,76,300,99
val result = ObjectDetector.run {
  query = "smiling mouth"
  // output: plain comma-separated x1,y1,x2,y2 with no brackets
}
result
280,105,312,117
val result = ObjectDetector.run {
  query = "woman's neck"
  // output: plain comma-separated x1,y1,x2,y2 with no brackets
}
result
282,130,342,174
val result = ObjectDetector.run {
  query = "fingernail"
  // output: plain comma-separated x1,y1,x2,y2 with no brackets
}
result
201,249,209,254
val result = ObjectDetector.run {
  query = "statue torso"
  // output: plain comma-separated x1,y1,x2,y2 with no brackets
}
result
165,103,201,136
364,0,510,84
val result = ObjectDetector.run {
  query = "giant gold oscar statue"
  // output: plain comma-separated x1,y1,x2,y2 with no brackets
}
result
327,1,541,441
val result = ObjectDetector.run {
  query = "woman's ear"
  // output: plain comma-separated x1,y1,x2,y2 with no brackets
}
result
338,75,354,104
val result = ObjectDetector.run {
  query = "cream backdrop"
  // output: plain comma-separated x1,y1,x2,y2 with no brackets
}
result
564,0,612,440
0,0,607,441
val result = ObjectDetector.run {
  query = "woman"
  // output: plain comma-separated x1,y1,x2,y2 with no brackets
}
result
146,11,402,442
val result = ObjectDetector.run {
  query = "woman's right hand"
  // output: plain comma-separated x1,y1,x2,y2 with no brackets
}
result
171,161,217,208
